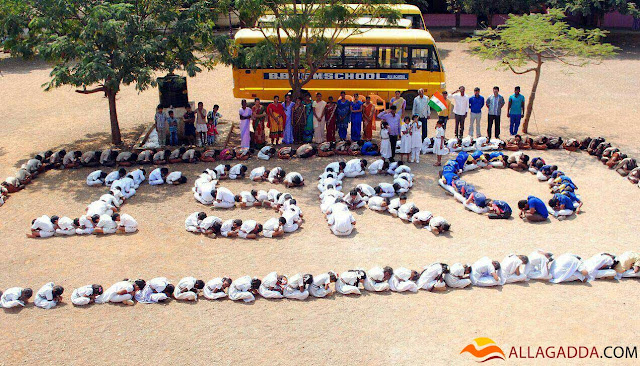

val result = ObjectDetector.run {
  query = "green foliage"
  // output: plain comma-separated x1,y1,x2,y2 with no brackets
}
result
548,0,640,17
1,0,220,144
404,0,429,13
465,9,618,72
215,0,401,96
461,0,543,19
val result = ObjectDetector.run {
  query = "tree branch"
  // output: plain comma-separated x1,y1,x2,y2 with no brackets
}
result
75,86,106,94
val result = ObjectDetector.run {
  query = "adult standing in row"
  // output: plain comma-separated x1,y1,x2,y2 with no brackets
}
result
350,93,363,142
412,88,430,141
195,102,208,147
251,98,267,148
267,96,285,146
362,96,376,141
324,96,337,142
437,91,451,130
313,93,326,143
183,104,197,146
378,106,401,159
239,100,252,149
336,91,351,141
508,86,525,136
282,94,294,144
468,88,484,139
450,86,469,140
303,94,314,143
486,86,505,139
292,97,306,143
154,105,167,147
390,91,406,118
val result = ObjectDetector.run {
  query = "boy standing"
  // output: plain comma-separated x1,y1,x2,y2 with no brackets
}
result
207,104,221,146
154,105,167,146
167,110,178,146
183,104,196,146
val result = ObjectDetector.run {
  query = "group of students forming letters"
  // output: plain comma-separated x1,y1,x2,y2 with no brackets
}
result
186,167,303,239
318,159,450,236
2,250,638,309
438,149,582,221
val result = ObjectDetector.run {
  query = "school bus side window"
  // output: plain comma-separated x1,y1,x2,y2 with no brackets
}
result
378,46,409,69
322,46,344,68
344,46,377,69
411,46,441,72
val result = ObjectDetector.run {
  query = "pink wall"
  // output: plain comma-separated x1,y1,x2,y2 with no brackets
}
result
423,12,638,29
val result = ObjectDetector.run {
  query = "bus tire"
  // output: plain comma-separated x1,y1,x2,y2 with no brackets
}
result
401,90,418,110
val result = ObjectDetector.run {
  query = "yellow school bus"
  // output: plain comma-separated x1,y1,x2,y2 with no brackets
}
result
262,4,426,30
232,27,445,107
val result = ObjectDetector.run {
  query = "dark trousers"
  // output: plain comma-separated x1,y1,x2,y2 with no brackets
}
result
454,114,466,139
489,211,511,220
438,116,448,130
390,134,398,159
419,117,428,140
487,114,501,139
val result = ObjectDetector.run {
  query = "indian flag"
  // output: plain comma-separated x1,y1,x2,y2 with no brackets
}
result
428,92,447,112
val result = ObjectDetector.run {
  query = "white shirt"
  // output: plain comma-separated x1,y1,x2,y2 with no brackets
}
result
214,164,228,177
356,184,375,197
378,183,395,196
32,215,54,232
240,220,257,234
239,191,256,204
119,214,137,228
216,187,235,203
87,170,103,183
268,167,284,183
200,216,222,230
104,170,120,185
328,211,354,234
412,95,431,118
166,171,182,184
345,159,364,175
57,216,74,231
185,212,202,229
250,167,266,180
262,217,281,232
229,164,245,179
78,215,94,229
284,172,303,184
87,200,112,217
451,93,470,115
368,159,384,174
96,215,116,230
148,168,164,183
220,219,236,235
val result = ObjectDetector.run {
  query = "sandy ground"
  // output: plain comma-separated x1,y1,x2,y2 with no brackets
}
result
0,40,639,365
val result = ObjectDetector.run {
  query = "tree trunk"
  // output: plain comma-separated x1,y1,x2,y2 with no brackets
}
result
106,88,122,145
455,11,461,28
522,65,541,134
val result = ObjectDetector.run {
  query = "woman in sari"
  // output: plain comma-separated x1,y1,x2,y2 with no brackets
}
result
312,92,326,143
239,99,252,148
292,97,306,143
336,91,351,141
251,98,267,148
303,94,314,143
324,96,337,142
390,90,406,118
267,95,285,145
362,95,376,141
282,94,294,144
350,93,363,142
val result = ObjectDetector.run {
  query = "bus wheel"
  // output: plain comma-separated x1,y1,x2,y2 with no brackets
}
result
401,90,418,110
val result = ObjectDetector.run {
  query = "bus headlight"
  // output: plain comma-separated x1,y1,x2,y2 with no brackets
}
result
440,82,446,89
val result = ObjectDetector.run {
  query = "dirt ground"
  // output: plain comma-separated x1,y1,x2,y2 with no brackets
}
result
0,40,639,365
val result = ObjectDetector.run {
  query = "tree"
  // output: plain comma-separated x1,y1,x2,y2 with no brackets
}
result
446,0,463,27
465,9,618,133
548,0,639,27
404,0,429,13
3,0,218,145
215,0,400,100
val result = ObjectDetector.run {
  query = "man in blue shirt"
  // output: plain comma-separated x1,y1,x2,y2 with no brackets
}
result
488,199,512,219
548,193,576,220
518,195,549,222
468,87,485,139
507,86,525,136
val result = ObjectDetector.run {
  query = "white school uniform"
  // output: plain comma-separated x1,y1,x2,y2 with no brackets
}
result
283,274,309,300
95,281,134,304
282,210,300,233
76,215,95,235
527,251,553,281
220,219,237,237
185,212,202,232
356,183,375,201
309,273,333,298
328,210,355,236
262,217,282,238
199,216,222,233
367,196,387,212
380,128,392,159
96,214,117,234
417,263,447,291
135,278,170,304
284,172,304,185
250,167,266,181
229,164,245,179
582,253,616,282
118,214,138,233
397,202,418,221
194,182,216,205
148,168,164,185
174,277,198,301
100,193,123,209
336,271,361,295
410,121,422,162
228,276,256,302
71,285,96,306
268,167,285,183
213,187,235,208
130,169,146,186
344,159,365,178
399,123,411,154
165,171,183,184
470,257,502,287
377,183,395,198
203,278,228,300
549,254,585,283
86,200,113,217
55,216,75,236
500,255,530,284
34,282,60,309
393,178,410,193
389,267,418,293
238,220,258,238
86,170,105,186
0,287,28,308
31,215,55,238
444,263,471,288
368,159,385,174
258,272,284,299
421,137,434,154
104,170,120,186
363,267,390,292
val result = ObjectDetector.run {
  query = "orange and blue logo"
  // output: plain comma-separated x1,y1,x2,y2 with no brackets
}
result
460,337,506,362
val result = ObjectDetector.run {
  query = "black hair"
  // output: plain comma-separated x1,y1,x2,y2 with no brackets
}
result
73,218,80,226
517,200,528,210
197,212,207,221
160,167,169,175
328,271,337,282
255,224,263,233
92,284,104,296
250,278,262,290
292,175,302,185
194,280,205,290
50,215,59,223
349,189,358,196
232,219,243,227
163,284,175,296
134,279,146,290
278,217,287,225
52,285,64,297
211,221,222,234
118,168,126,176
111,213,120,221
383,266,394,276
22,288,33,299
442,223,451,232
492,261,501,270
288,199,296,205
361,159,368,167
178,176,188,184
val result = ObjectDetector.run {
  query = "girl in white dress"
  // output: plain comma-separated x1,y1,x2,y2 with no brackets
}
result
379,121,392,160
433,120,448,166
410,115,423,163
399,116,412,162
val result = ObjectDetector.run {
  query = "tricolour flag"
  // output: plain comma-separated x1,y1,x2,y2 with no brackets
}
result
428,92,447,112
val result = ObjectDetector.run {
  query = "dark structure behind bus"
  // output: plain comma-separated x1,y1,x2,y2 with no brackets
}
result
157,74,189,108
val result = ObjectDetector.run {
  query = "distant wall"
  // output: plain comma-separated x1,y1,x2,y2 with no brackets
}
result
424,12,639,29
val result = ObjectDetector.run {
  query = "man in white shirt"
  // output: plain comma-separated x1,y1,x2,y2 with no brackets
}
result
283,172,304,187
213,186,235,208
228,164,247,180
135,277,174,304
262,217,286,238
0,287,33,308
412,88,431,140
250,166,269,181
165,171,187,185
71,284,103,306
173,277,205,301
93,213,118,234
185,212,206,233
450,86,470,139
116,213,138,233
148,167,168,185
27,215,57,238
55,216,76,236
75,214,99,235
86,170,107,186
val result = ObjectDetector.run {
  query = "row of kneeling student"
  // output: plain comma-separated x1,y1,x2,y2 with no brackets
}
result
583,137,639,188
87,167,187,187
27,213,138,238
184,192,303,239
2,251,638,308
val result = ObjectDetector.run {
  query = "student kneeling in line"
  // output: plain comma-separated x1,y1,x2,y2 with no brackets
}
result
518,196,549,222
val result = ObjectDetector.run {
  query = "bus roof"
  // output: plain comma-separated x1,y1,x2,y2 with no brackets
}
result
235,27,435,45
262,3,423,15
257,15,413,29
